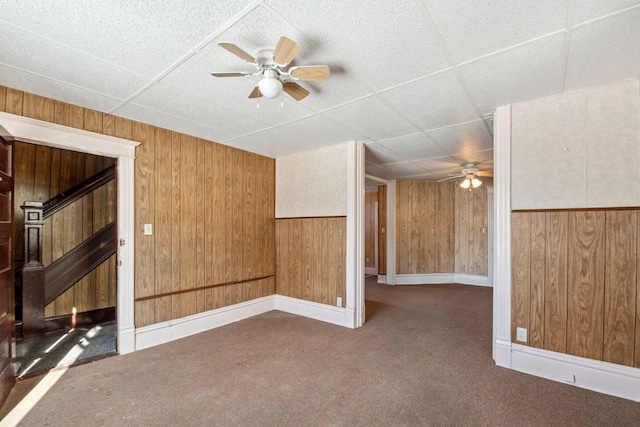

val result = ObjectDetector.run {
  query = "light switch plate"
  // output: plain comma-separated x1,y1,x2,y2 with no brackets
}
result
144,224,153,235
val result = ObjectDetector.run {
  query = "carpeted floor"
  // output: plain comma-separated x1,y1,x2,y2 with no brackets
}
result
2,280,639,426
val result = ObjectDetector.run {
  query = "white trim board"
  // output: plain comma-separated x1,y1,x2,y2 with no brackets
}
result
136,294,355,351
135,296,276,351
0,111,138,355
395,273,491,287
499,342,640,402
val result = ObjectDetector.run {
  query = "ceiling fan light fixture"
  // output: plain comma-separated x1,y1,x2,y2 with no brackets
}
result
460,178,471,189
258,69,283,98
471,177,482,188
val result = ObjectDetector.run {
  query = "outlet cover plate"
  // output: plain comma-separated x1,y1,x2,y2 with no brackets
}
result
516,327,527,342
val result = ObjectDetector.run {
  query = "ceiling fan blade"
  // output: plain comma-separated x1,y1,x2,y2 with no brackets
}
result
248,86,262,99
476,171,493,177
273,36,301,66
218,42,257,64
282,81,309,101
437,174,464,182
290,65,330,81
211,71,252,78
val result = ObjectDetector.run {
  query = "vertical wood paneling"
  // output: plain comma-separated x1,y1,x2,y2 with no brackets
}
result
603,210,636,365
5,85,276,328
511,212,530,344
636,213,640,368
133,122,155,327
567,211,605,360
529,212,546,349
544,212,568,353
276,217,346,306
180,135,197,317
364,191,378,269
396,182,408,273
378,184,387,275
153,128,172,323
170,132,182,319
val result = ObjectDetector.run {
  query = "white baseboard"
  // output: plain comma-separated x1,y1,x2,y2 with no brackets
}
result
118,326,136,355
365,267,377,275
135,296,275,351
275,295,354,329
377,274,387,284
394,273,491,286
496,340,640,402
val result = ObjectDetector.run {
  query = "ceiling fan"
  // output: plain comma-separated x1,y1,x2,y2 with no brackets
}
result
211,36,330,101
437,163,493,189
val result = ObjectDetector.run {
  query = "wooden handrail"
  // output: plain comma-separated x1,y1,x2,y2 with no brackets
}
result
44,221,116,305
43,164,115,219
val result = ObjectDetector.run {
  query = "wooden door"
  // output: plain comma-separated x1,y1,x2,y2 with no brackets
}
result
0,134,14,408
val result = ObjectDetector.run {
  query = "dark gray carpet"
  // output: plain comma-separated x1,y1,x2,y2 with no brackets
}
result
2,280,639,426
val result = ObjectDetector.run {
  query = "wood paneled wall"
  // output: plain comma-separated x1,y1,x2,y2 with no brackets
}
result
0,85,276,328
275,217,346,306
378,185,387,275
455,183,490,276
14,142,116,317
365,191,378,269
395,181,455,274
511,209,640,368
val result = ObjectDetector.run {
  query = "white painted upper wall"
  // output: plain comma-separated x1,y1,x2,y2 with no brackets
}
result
276,143,348,218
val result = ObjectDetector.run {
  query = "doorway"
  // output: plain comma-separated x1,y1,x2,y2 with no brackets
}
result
14,141,118,378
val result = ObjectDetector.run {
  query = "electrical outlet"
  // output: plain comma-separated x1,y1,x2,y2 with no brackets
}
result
144,224,153,235
516,327,527,342
336,297,342,307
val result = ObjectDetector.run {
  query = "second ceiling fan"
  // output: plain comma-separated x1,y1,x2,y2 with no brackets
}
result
211,36,330,101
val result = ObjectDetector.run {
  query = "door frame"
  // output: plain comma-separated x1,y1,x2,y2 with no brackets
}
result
0,111,138,354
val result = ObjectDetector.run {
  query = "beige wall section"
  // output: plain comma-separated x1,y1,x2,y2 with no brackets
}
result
275,143,347,218
512,79,640,210
0,85,276,328
364,191,378,269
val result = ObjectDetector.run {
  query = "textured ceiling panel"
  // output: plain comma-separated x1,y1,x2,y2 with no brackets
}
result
573,0,640,24
458,33,566,115
266,0,450,90
0,22,151,99
0,1,190,78
426,0,567,63
1,0,638,181
378,70,480,131
425,120,493,156
376,132,448,162
565,8,640,92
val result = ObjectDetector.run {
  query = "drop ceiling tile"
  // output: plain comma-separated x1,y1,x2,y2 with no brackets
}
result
161,52,315,126
382,162,429,176
0,64,123,113
378,70,480,131
323,96,419,141
115,103,237,143
458,33,565,115
565,9,640,92
426,0,566,63
412,156,460,172
0,1,190,78
277,114,368,146
113,0,252,46
364,143,408,165
223,137,281,158
364,163,394,180
376,133,448,161
451,150,494,167
128,83,269,135
426,120,493,156
573,1,640,24
265,0,450,90
0,22,151,99
200,5,313,70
